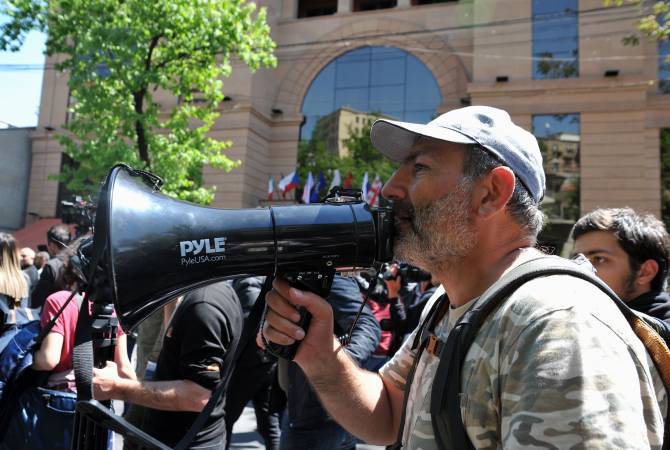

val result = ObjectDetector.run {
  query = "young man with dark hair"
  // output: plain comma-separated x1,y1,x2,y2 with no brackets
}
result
31,224,72,308
572,207,670,321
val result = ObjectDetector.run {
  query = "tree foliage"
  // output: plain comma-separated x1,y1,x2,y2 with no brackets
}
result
1,0,276,204
604,0,670,45
661,128,670,226
297,116,397,201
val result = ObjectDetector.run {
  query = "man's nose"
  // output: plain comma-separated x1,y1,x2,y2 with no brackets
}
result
381,167,408,201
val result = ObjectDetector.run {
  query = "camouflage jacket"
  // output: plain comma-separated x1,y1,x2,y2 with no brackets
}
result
380,274,667,449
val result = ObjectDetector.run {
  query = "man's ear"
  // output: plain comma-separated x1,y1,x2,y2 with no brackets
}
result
472,166,515,218
636,259,659,288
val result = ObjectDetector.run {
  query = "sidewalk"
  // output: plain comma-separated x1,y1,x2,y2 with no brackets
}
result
230,405,384,450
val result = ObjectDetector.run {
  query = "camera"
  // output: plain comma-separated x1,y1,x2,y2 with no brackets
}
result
60,195,96,236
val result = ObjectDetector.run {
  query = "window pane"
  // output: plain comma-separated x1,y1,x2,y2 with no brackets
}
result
336,61,370,88
532,0,579,79
661,43,670,94
660,17,670,94
353,0,397,12
335,87,369,112
300,46,441,142
533,114,581,222
370,85,405,112
403,110,436,123
302,65,335,116
298,0,337,18
405,57,441,110
370,56,405,86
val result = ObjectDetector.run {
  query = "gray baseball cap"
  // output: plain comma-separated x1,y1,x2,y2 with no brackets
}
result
370,106,546,203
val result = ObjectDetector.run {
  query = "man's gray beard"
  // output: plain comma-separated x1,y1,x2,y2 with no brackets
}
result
393,182,477,274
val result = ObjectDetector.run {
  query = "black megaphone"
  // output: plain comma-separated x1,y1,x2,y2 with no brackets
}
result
89,164,394,358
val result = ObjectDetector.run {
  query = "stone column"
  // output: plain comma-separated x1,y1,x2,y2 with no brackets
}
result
396,0,411,8
337,0,351,14
281,0,298,19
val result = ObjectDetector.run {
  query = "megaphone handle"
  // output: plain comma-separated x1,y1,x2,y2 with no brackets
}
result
265,270,335,360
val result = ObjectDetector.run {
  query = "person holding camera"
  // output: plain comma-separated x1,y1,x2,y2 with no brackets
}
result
363,262,428,370
262,106,666,448
31,224,72,309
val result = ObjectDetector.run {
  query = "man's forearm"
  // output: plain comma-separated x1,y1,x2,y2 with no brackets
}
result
112,379,211,412
303,337,403,445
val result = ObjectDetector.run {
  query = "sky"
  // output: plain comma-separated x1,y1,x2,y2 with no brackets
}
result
0,26,46,128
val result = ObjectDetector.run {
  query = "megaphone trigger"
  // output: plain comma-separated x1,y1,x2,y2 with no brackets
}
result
264,269,335,360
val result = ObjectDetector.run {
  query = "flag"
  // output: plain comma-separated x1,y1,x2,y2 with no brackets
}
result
343,171,353,189
368,174,383,206
278,170,300,195
267,176,274,201
302,172,314,204
329,169,342,191
311,171,326,203
361,172,369,201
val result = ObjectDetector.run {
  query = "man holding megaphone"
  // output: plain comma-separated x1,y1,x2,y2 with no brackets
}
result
262,106,667,449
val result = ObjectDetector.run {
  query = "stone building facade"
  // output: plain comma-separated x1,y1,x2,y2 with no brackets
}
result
27,0,670,247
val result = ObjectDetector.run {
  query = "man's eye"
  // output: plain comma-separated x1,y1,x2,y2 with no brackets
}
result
592,256,606,265
413,163,428,173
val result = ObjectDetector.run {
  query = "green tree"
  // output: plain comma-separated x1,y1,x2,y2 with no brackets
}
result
1,0,276,204
661,128,670,226
604,0,669,45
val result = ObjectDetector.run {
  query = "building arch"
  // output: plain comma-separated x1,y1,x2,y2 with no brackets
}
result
275,18,470,116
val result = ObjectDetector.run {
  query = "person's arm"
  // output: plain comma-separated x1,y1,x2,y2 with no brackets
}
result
329,276,381,364
114,333,137,380
96,288,235,412
263,277,404,444
32,332,64,371
93,361,210,412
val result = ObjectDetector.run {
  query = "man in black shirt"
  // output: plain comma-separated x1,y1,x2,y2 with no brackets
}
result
572,207,670,321
93,281,243,448
31,224,71,308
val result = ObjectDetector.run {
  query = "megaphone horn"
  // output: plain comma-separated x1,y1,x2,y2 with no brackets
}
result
93,164,393,331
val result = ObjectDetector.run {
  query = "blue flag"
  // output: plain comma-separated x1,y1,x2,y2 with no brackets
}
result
311,171,326,203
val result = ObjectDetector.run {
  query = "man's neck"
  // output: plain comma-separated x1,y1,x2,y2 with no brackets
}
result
628,288,658,304
434,239,541,308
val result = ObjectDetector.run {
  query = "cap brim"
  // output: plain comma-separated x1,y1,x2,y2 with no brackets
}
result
370,119,476,161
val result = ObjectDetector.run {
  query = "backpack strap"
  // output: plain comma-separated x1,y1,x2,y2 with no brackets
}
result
430,255,670,450
173,278,270,450
390,292,448,449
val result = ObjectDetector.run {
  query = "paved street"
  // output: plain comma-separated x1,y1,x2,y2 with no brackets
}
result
113,401,384,449
230,404,384,450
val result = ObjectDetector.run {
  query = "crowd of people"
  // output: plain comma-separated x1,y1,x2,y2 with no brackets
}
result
0,222,437,450
1,105,670,449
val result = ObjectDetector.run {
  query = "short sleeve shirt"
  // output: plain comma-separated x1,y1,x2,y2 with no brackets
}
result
380,275,668,449
143,282,243,448
40,290,125,375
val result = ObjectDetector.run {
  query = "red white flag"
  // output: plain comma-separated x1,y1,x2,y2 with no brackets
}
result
329,169,342,191
268,176,274,201
278,171,300,195
368,175,383,206
343,172,353,189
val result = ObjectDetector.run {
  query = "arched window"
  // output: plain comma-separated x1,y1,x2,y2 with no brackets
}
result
300,46,441,145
